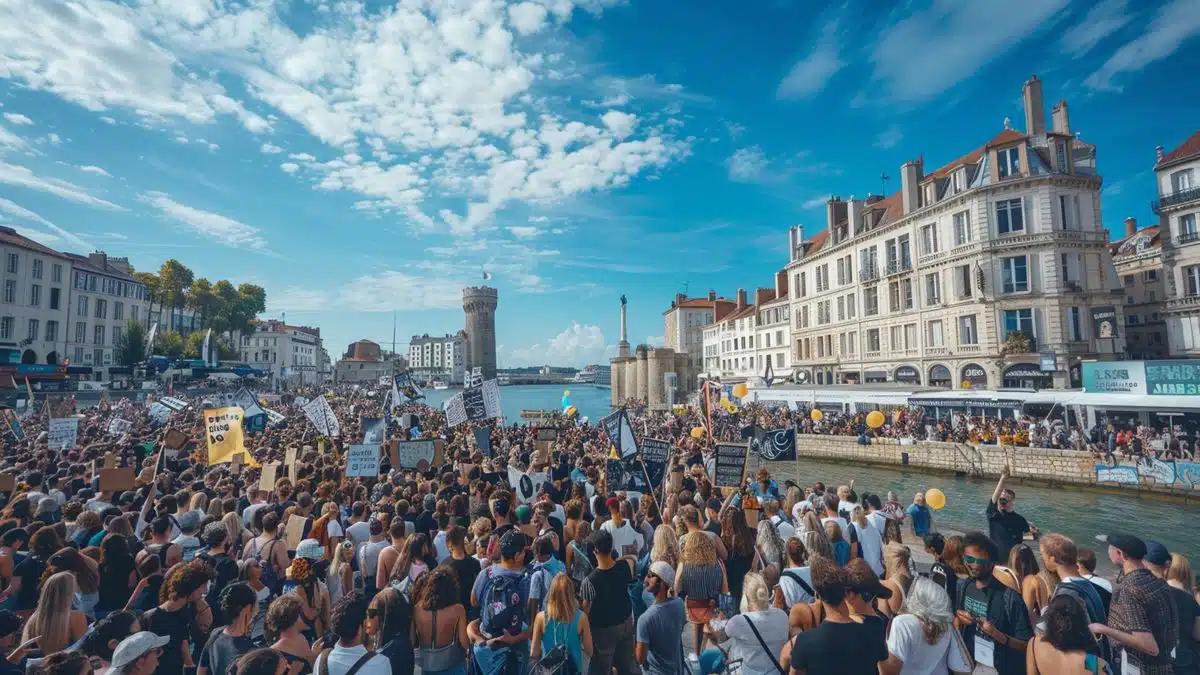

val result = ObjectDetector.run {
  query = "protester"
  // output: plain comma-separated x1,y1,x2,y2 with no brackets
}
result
1092,534,1179,675
635,561,682,675
1026,595,1114,674
313,592,391,675
953,531,1033,675
987,471,1037,564
787,555,888,674
881,577,972,675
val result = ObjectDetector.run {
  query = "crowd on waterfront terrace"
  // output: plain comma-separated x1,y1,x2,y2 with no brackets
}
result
0,383,1193,675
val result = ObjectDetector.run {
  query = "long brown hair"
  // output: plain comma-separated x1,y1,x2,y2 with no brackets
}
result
544,573,579,623
720,508,755,557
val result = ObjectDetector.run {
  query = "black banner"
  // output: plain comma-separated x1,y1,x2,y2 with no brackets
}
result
714,442,749,488
638,438,671,488
462,387,487,422
755,428,796,462
606,458,651,494
600,409,623,450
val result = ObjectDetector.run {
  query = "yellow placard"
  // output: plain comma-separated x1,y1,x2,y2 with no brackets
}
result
204,407,260,467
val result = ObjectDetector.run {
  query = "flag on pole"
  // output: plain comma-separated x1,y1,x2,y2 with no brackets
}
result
482,270,492,281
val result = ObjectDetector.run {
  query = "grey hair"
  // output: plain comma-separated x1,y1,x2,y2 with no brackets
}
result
755,519,785,569
902,577,955,644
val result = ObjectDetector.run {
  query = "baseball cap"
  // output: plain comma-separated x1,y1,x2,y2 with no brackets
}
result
1144,540,1170,567
648,561,675,588
296,538,324,561
499,529,525,560
110,632,171,670
1106,534,1147,560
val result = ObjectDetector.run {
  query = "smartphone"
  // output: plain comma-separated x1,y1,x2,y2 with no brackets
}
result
718,593,736,616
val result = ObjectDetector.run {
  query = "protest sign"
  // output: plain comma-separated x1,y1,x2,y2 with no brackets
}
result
159,396,189,411
99,467,135,492
714,442,750,488
443,379,502,427
394,440,441,471
0,474,14,492
600,408,639,458
302,396,340,437
753,428,797,462
638,438,671,488
48,417,79,450
346,444,381,477
473,426,492,457
605,458,649,495
163,429,189,450
259,463,279,492
205,407,258,467
231,453,244,475
362,417,386,444
536,428,558,441
507,466,548,504
107,418,132,435
284,514,307,551
149,402,172,425
104,452,117,470
2,408,25,442
285,447,298,483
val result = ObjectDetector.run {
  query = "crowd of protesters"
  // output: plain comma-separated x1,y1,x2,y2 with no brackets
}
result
0,382,1194,675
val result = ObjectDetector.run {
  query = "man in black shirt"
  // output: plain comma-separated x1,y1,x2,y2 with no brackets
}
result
954,531,1033,675
923,533,958,607
789,555,888,674
580,529,637,675
986,470,1037,562
443,525,481,610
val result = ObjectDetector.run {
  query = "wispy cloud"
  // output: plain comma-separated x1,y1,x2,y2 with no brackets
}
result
79,165,111,177
270,270,467,313
1061,0,1132,57
801,196,830,210
1085,0,1200,92
777,21,844,99
140,192,270,252
727,146,773,183
2,113,32,126
0,198,94,249
874,126,903,149
0,163,124,210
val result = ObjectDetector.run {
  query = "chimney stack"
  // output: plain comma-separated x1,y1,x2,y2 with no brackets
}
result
1157,146,1165,163
736,288,747,310
788,226,799,261
675,292,687,307
1023,75,1046,137
900,161,922,215
708,289,716,302
1125,217,1138,238
1051,100,1070,135
775,270,788,298
755,288,775,306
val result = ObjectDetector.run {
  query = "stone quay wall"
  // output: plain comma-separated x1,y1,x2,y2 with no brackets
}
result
762,434,1200,501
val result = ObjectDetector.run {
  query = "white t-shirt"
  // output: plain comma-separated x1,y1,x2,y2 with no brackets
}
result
851,520,885,577
601,519,644,557
778,566,814,607
866,510,889,536
433,530,451,562
327,520,344,539
886,613,971,675
724,608,790,675
837,500,858,520
770,515,795,541
314,644,392,675
1082,573,1113,592
345,521,372,549
242,503,269,529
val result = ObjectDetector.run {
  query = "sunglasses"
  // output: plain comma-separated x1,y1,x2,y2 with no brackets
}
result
963,555,990,565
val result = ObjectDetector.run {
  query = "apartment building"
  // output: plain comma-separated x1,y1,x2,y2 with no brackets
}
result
662,290,734,371
1110,217,1166,360
64,252,150,379
786,75,1123,390
241,319,323,386
407,331,467,384
1154,130,1200,357
701,289,759,380
755,272,791,381
0,226,72,365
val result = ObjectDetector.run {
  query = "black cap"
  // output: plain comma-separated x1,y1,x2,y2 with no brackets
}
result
1144,541,1170,567
1106,534,1147,560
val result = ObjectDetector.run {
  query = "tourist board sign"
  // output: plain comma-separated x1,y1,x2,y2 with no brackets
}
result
1145,361,1200,396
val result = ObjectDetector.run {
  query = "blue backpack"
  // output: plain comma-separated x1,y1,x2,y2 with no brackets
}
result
481,567,528,638
1059,579,1114,666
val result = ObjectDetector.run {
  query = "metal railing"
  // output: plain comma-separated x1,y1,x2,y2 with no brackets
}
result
1176,231,1200,245
886,258,913,276
859,266,880,282
1153,186,1200,213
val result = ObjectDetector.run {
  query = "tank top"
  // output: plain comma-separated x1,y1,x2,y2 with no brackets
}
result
541,610,583,670
416,607,467,672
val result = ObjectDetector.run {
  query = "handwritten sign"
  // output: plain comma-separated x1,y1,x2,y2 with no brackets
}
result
163,428,189,450
714,442,750,488
536,428,558,441
231,452,245,475
284,514,307,551
395,440,437,470
302,396,340,437
103,452,117,470
48,417,79,450
205,407,253,466
107,418,132,435
149,403,172,425
0,474,15,492
346,444,381,477
259,463,279,492
285,447,297,483
639,438,671,488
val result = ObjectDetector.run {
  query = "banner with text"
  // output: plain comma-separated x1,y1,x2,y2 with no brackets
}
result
345,444,381,477
205,406,259,466
302,395,341,437
48,417,78,450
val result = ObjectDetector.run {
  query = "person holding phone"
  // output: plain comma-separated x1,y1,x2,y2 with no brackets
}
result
953,532,1033,675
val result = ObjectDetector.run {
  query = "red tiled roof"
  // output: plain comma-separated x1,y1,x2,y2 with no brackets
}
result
1159,130,1200,168
927,129,1025,181
805,228,831,255
1110,226,1161,255
725,305,756,322
0,226,70,259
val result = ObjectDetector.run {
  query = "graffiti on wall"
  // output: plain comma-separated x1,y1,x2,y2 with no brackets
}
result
1097,460,1200,488
1137,458,1177,484
1178,463,1200,487
1095,465,1138,485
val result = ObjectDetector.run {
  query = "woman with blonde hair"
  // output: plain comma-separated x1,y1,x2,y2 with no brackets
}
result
849,506,884,576
881,577,971,675
676,524,727,654
326,540,356,604
22,570,88,655
650,524,680,569
206,498,224,519
188,492,209,518
531,573,593,672
704,571,789,675
879,543,913,618
43,547,101,621
221,511,251,557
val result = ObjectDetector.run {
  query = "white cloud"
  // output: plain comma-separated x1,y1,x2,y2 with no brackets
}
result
1085,0,1200,92
0,198,94,249
0,124,23,149
800,196,829,210
724,121,746,140
1061,0,1131,57
869,0,1071,103
270,271,467,313
260,143,283,154
140,191,269,251
0,163,124,210
103,231,128,240
777,21,844,99
289,153,315,161
280,162,299,173
78,164,111,177
503,322,610,368
727,146,771,183
508,225,539,238
600,110,637,139
2,113,32,125
44,133,62,145
874,125,903,149
508,2,549,35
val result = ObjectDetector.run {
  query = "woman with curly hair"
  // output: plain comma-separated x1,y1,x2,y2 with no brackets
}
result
266,595,315,675
412,566,468,675
720,508,756,601
649,524,680,570
22,570,88,655
282,540,330,643
880,577,971,675
676,523,727,655
144,559,215,675
1026,594,1113,674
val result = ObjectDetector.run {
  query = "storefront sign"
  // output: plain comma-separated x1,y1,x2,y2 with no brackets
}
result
1039,353,1057,372
1082,361,1146,394
961,364,988,387
894,366,920,383
1091,306,1119,339
1003,363,1047,380
1145,361,1200,396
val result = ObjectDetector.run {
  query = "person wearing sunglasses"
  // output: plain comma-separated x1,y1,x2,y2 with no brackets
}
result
953,532,1034,675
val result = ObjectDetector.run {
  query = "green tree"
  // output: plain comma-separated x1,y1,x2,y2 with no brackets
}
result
158,260,195,334
159,331,185,359
184,331,207,359
212,280,239,339
187,277,217,327
233,283,267,335
134,271,162,327
116,321,147,366
217,338,240,361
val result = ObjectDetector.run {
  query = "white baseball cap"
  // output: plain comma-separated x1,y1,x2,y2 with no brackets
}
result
110,632,170,670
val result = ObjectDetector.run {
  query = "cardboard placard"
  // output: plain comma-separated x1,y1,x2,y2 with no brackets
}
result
259,463,279,492
232,453,245,475
99,467,135,492
285,447,297,483
533,441,551,467
284,514,307,551
714,443,750,488
0,474,15,493
394,440,440,471
164,428,189,450
345,444,381,477
535,428,558,441
104,452,117,470
668,465,684,494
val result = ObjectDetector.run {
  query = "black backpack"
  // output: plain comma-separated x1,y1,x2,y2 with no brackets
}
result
197,551,239,625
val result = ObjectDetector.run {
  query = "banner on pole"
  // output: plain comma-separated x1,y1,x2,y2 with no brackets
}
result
302,396,340,437
205,406,260,467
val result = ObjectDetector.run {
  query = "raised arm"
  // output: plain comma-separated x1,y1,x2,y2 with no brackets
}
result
991,469,1009,504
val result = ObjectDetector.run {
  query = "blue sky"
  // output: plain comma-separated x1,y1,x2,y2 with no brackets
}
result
1,0,1198,368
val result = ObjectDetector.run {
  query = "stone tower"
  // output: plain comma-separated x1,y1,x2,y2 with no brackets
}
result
462,286,499,380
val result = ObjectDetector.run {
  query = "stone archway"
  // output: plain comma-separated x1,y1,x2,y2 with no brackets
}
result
45,350,58,365
20,349,37,364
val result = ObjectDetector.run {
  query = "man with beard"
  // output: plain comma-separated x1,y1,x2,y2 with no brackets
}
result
954,531,1033,675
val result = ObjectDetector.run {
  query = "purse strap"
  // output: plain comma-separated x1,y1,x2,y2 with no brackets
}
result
741,614,786,675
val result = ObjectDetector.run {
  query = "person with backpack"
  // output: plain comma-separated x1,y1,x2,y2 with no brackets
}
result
244,511,289,596
469,530,531,675
313,591,392,675
284,539,333,643
198,523,241,628
173,511,205,563
528,535,566,616
1037,533,1112,666
579,528,638,675
139,516,182,571
953,531,1034,675
197,582,257,675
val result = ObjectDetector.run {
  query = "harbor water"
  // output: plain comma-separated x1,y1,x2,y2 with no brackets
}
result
423,385,1200,568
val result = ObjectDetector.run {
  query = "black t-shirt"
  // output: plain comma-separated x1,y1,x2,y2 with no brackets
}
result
445,555,482,609
957,576,1034,675
416,510,438,538
788,619,888,675
985,501,1029,561
1171,585,1200,668
198,629,254,675
144,604,195,675
581,562,634,628
13,555,46,610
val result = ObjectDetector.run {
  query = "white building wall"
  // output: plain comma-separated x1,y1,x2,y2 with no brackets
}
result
0,243,71,365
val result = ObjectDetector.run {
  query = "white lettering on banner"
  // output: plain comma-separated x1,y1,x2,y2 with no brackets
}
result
295,396,310,407
159,396,189,411
107,418,132,435
149,402,171,425
1096,465,1139,485
48,417,79,450
301,396,341,437
345,444,381,477
1137,458,1177,484
395,440,436,469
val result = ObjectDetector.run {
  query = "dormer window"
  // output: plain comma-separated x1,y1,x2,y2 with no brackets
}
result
834,223,848,243
922,182,936,207
951,168,964,193
997,146,1021,178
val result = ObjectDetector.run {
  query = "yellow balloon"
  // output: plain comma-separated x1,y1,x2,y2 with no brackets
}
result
962,380,972,390
926,488,947,510
732,383,749,398
866,410,885,429
691,427,705,439
566,405,577,417
810,409,823,422
564,390,570,396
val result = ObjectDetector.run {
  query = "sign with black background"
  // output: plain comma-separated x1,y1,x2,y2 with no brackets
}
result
714,442,749,488
606,458,650,494
639,438,671,488
462,387,487,421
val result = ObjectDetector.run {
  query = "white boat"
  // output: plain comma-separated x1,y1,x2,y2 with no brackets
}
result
431,381,449,390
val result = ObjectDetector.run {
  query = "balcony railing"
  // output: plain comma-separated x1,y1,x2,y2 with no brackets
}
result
1177,231,1200,246
859,266,880,282
1153,186,1200,213
885,258,913,276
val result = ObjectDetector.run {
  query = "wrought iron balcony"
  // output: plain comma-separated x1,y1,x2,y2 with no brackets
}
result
886,258,913,276
860,266,880,282
1176,231,1200,245
1153,186,1200,213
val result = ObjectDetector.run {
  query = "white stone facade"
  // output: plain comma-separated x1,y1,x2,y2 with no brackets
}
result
1155,132,1200,357
65,252,150,379
407,332,466,384
0,227,73,367
241,320,323,386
